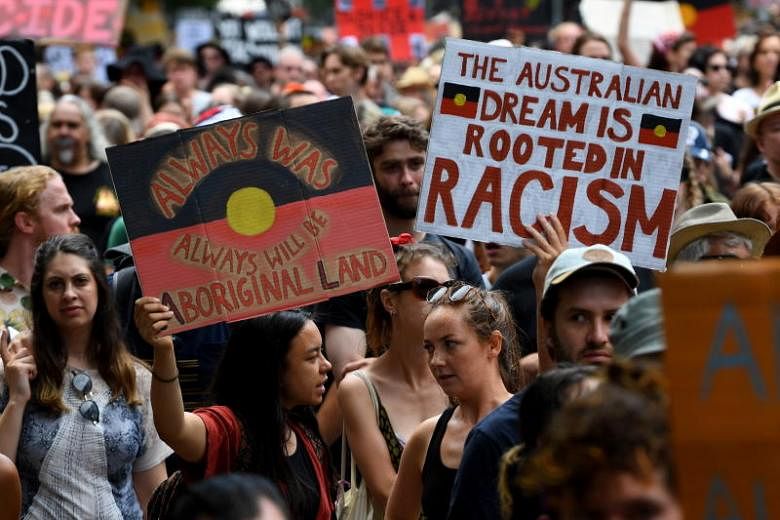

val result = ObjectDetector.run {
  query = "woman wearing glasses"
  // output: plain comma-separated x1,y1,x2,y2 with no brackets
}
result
338,242,452,516
135,301,336,520
386,284,522,520
0,234,171,519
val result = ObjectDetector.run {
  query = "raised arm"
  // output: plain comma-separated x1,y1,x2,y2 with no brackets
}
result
134,297,207,463
522,215,568,372
617,0,641,66
0,330,35,463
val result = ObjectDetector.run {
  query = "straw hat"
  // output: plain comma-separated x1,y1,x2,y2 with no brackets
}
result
668,203,772,262
745,81,780,138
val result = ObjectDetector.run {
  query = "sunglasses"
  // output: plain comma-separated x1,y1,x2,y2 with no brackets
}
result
387,277,453,300
427,283,497,322
72,371,100,424
707,64,729,71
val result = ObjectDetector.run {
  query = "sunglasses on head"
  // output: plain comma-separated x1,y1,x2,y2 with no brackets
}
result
72,371,100,424
387,277,453,300
427,283,497,321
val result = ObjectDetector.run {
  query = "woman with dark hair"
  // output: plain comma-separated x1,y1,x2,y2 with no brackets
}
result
498,364,599,520
171,473,290,520
385,284,522,520
135,301,335,520
338,242,452,515
517,362,679,520
647,31,696,73
0,233,170,518
734,31,780,111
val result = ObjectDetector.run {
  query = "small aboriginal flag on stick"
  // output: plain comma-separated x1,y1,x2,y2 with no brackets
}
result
440,82,481,118
638,114,682,148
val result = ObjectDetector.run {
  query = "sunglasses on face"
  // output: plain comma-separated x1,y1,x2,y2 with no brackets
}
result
427,283,497,321
387,277,453,300
72,371,100,424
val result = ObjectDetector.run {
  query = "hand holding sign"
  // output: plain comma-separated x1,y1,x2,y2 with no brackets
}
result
523,214,569,294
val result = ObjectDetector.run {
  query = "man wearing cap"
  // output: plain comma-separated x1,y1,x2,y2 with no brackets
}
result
448,240,637,520
743,81,780,184
669,202,772,263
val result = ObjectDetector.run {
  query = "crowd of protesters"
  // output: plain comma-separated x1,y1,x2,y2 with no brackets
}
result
2,2,780,518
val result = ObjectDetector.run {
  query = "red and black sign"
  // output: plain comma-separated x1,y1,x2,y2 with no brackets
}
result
638,114,682,149
440,82,481,119
680,0,735,46
107,97,399,334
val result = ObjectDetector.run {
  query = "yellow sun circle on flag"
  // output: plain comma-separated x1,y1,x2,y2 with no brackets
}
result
454,93,467,106
679,3,698,28
654,125,667,138
226,187,275,236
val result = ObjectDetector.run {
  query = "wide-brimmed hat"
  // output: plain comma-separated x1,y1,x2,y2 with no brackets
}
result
668,203,772,262
107,46,166,85
610,288,665,359
745,81,780,138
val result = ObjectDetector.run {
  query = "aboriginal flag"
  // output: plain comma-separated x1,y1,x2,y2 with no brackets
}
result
440,82,481,118
638,114,682,149
106,98,398,334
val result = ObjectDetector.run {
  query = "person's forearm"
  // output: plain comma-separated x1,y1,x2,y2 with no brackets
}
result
150,345,186,445
0,400,27,462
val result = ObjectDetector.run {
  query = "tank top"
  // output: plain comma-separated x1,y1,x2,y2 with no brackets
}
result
420,407,458,520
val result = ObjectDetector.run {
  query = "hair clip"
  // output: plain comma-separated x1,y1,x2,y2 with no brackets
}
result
390,233,415,248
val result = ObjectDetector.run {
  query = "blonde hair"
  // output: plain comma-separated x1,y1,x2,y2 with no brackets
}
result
731,182,780,229
0,165,59,257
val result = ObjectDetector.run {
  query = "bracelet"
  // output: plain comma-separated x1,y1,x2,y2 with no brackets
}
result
152,370,179,383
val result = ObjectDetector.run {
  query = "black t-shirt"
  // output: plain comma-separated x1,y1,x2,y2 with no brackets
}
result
59,162,120,252
741,158,776,185
314,234,484,332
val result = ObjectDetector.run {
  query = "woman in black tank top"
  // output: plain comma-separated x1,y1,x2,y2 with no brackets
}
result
386,284,523,520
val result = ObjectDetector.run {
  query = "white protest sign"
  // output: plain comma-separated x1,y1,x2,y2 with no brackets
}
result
416,38,696,270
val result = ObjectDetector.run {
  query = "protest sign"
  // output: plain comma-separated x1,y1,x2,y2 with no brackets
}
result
0,0,127,46
336,0,426,62
460,0,556,44
416,39,696,270
214,12,302,65
107,98,399,334
659,260,780,519
0,40,40,171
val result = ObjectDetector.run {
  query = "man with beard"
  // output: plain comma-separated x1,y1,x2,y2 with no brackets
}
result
447,243,637,520
0,166,80,332
42,95,119,253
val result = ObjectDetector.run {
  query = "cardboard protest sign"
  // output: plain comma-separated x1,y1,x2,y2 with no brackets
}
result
214,13,303,65
336,0,426,62
460,0,555,43
0,40,40,171
107,98,399,334
659,260,780,519
417,39,696,270
0,0,127,46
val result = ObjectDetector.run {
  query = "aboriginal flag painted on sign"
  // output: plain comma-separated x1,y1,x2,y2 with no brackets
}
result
440,82,481,118
106,97,399,334
638,114,682,149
